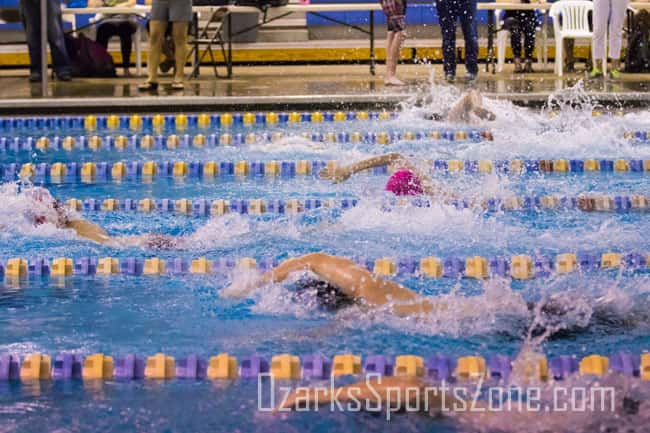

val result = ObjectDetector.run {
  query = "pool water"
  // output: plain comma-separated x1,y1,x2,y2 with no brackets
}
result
1,86,650,432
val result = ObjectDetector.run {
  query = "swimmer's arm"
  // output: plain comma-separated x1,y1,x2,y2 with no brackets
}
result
446,90,495,123
263,253,437,316
65,219,112,244
319,153,405,183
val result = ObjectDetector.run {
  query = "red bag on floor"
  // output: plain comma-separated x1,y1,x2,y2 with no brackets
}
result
64,33,117,78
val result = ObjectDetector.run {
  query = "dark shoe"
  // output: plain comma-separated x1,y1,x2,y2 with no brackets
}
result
138,81,159,91
444,74,456,84
523,59,534,73
29,72,41,82
565,62,576,73
56,72,72,81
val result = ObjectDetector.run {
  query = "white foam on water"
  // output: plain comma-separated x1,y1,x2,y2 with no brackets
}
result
0,183,77,241
394,81,650,160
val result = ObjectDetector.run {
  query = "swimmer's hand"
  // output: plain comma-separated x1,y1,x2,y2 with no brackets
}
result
319,166,352,183
577,196,595,212
221,267,264,299
144,234,177,250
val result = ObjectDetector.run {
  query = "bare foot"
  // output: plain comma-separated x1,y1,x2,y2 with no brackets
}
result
384,77,406,86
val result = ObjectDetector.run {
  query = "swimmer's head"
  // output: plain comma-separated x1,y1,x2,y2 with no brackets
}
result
291,277,355,311
385,169,423,196
23,187,67,226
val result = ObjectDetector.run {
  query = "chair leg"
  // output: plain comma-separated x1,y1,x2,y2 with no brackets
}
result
602,38,607,76
497,32,506,73
556,37,563,76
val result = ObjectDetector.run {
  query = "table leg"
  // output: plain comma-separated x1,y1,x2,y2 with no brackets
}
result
542,11,548,70
40,0,47,96
193,12,199,78
370,11,375,75
227,13,233,78
486,10,495,74
135,25,142,77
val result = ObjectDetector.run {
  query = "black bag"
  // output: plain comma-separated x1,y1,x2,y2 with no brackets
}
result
235,0,289,9
626,31,650,73
626,11,650,73
192,0,231,5
64,33,117,78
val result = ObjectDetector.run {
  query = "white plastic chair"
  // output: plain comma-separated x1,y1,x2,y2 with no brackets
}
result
495,9,544,73
61,13,77,35
549,0,594,76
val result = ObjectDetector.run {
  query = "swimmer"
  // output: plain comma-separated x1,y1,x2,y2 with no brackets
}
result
424,90,496,123
19,187,178,249
321,153,598,212
222,252,591,324
320,152,460,202
223,253,437,316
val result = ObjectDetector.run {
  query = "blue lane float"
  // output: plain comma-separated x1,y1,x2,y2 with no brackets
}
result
0,252,647,280
0,111,401,133
7,158,648,185
0,128,491,154
0,351,648,381
60,195,650,217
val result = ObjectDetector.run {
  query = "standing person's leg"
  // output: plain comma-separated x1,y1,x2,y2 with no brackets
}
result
95,22,115,50
564,39,575,72
435,0,457,81
45,0,72,79
522,11,536,72
171,22,188,87
459,0,478,79
116,21,136,74
143,21,165,87
382,0,407,85
140,0,170,90
388,30,406,82
385,31,396,81
607,0,630,76
169,0,192,89
19,0,42,81
508,16,523,72
591,0,610,76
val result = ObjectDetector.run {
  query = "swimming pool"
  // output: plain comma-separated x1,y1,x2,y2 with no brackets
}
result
1,87,650,432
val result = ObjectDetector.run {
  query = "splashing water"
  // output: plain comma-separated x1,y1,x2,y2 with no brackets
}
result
393,80,650,160
0,183,77,240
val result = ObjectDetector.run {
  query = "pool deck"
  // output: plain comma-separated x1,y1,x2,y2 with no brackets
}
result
0,63,649,114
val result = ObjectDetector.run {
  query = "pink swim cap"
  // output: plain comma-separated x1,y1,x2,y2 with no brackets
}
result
385,169,423,196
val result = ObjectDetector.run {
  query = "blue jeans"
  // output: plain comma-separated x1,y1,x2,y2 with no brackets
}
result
435,0,478,77
19,0,72,76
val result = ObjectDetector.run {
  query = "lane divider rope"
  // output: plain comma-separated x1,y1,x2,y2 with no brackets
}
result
6,158,650,184
0,111,399,133
0,129,490,153
0,109,642,131
1,252,648,279
60,194,650,215
0,351,648,381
